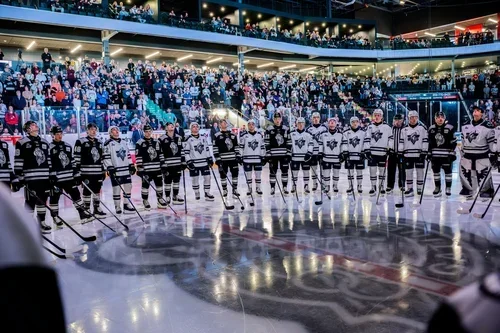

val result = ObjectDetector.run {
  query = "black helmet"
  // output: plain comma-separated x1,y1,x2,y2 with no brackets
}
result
472,105,484,113
143,124,153,131
23,120,37,134
434,111,446,118
393,114,403,121
87,123,98,130
50,125,63,135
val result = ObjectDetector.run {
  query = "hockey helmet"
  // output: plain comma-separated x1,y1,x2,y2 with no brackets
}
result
393,114,403,121
23,120,37,134
312,112,320,118
296,117,306,123
143,124,153,131
327,117,337,123
350,116,359,123
247,119,256,125
108,126,120,135
408,110,419,118
50,125,63,135
373,109,383,116
273,112,282,119
472,105,485,113
190,122,200,129
434,111,446,118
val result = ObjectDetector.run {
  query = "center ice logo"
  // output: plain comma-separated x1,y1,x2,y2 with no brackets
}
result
327,140,338,150
371,130,383,142
295,138,306,149
408,132,420,145
248,140,259,151
349,136,360,148
466,132,478,143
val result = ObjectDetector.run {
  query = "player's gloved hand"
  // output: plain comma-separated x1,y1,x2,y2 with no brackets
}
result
129,164,136,175
304,153,312,164
339,153,345,164
107,165,115,176
215,159,222,167
161,167,168,177
489,154,498,168
342,152,349,163
187,161,195,171
207,157,214,166
283,156,291,164
137,170,144,178
10,177,23,192
317,153,324,163
73,173,81,185
426,153,432,161
365,151,372,162
49,175,58,185
419,154,427,163
236,156,243,165
448,153,457,163
261,157,267,166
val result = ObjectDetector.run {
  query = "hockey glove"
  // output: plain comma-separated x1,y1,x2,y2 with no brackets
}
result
129,165,136,175
10,178,23,192
207,157,214,166
107,166,115,177
261,157,267,166
49,175,58,185
419,154,427,163
338,154,345,164
137,170,144,178
187,161,196,171
426,153,432,161
215,159,222,167
283,156,291,164
236,156,243,165
489,154,498,168
364,152,372,162
73,173,81,185
448,154,457,163
304,153,313,164
161,168,168,178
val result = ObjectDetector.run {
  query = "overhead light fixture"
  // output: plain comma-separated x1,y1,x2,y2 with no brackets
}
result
454,25,465,31
70,44,82,53
278,24,281,28
488,18,498,23
220,6,225,12
110,48,123,56
206,57,223,64
232,60,249,66
342,24,346,28
349,29,353,33
315,27,318,31
322,23,326,27
177,54,193,61
209,12,214,17
306,22,310,26
257,62,274,68
77,57,82,62
257,14,262,18
145,51,159,59
299,67,316,72
246,18,250,23
280,64,296,70
27,41,36,50
290,20,294,24
358,25,362,28
424,32,436,37
277,18,280,22
400,0,405,4
242,11,246,15
203,3,207,8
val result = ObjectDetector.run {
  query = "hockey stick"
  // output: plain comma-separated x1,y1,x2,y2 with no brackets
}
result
268,161,287,204
457,166,493,214
289,161,302,205
41,235,84,254
53,186,116,233
220,169,245,210
241,167,255,207
473,183,500,219
412,160,430,208
346,157,357,202
109,173,146,224
395,156,405,209
43,246,75,260
182,169,188,213
82,180,129,231
209,165,235,210
25,187,97,242
376,155,389,206
311,163,331,204
142,175,178,216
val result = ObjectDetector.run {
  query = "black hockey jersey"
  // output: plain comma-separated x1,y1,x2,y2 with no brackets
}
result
135,138,164,173
264,125,291,158
74,137,104,177
49,141,75,183
159,133,184,168
428,123,457,159
0,139,12,182
213,130,239,162
14,135,52,182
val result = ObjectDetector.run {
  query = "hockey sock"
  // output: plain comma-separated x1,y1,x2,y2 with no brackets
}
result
369,166,378,186
356,171,363,187
303,169,310,187
203,174,211,192
282,170,288,188
332,169,340,187
406,169,414,189
255,171,262,188
173,181,180,196
192,176,200,193
112,186,121,208
378,166,386,188
232,175,238,190
83,195,91,210
433,172,442,188
141,183,149,200
291,170,299,184
416,167,424,191
36,205,46,223
445,173,452,189
245,171,253,187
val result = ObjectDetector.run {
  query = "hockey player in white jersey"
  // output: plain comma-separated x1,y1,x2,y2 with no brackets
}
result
103,126,136,214
342,116,366,194
183,122,215,201
306,112,328,191
290,117,314,193
400,111,428,197
319,118,344,193
238,119,265,196
459,106,496,199
363,109,393,196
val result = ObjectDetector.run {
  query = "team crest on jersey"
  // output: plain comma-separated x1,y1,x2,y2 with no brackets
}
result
59,151,70,168
371,130,383,142
327,140,338,150
194,142,204,154
33,147,46,166
170,142,178,155
0,150,5,166
350,137,360,148
225,138,234,150
147,146,157,160
116,147,127,161
275,134,284,146
248,140,259,151
295,138,306,149
435,133,445,146
408,132,420,145
466,132,478,143
91,147,100,162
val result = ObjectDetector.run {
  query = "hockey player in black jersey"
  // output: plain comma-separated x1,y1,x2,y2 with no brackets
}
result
159,122,185,205
14,121,53,231
265,112,292,195
428,111,457,197
386,114,405,193
306,112,328,191
0,137,14,189
48,126,92,225
74,123,107,217
213,119,241,198
135,124,169,210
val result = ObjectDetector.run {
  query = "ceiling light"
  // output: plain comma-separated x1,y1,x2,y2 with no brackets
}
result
232,60,249,66
246,19,250,23
322,23,326,27
177,54,193,61
70,44,82,53
206,57,223,64
27,41,36,50
277,18,280,22
488,18,498,23
306,22,310,26
454,25,465,31
209,12,214,17
58,56,62,59
202,3,207,8
349,29,353,33
290,20,294,24
395,64,398,66
220,6,225,12
299,67,316,72
400,0,405,4
242,11,246,15
358,25,362,28
110,48,123,56
424,32,436,37
257,62,274,68
349,65,352,68
278,24,281,28
342,24,346,28
315,27,318,31
145,51,159,59
280,64,296,70
257,14,262,18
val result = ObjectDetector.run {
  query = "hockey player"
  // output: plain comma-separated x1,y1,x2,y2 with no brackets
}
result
319,117,344,193
459,105,495,199
265,112,292,195
386,114,405,193
238,119,265,195
428,111,457,197
48,126,92,225
74,123,107,217
400,111,429,197
290,117,314,193
135,124,168,210
342,116,366,194
14,121,52,231
0,137,13,189
103,126,136,214
159,122,185,205
213,119,240,198
363,109,393,196
183,122,215,201
306,112,328,191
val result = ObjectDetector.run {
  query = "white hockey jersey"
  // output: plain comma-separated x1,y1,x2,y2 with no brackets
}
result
342,128,366,161
319,129,344,163
183,134,211,168
495,126,500,163
400,124,429,158
103,138,132,177
239,130,266,164
363,122,393,156
0,139,12,182
290,130,314,162
461,120,495,160
306,124,328,156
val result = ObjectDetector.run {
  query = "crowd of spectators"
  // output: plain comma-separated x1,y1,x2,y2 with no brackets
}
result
109,1,154,23
391,30,495,50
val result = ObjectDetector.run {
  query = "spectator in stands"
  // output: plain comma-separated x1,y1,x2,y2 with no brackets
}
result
11,90,27,111
50,0,64,13
5,106,19,134
41,48,53,73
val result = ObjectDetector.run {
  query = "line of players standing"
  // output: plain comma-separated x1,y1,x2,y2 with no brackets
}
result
0,104,499,232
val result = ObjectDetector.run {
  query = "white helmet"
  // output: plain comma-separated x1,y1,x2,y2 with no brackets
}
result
350,116,359,123
373,109,383,116
296,117,306,123
408,111,418,118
